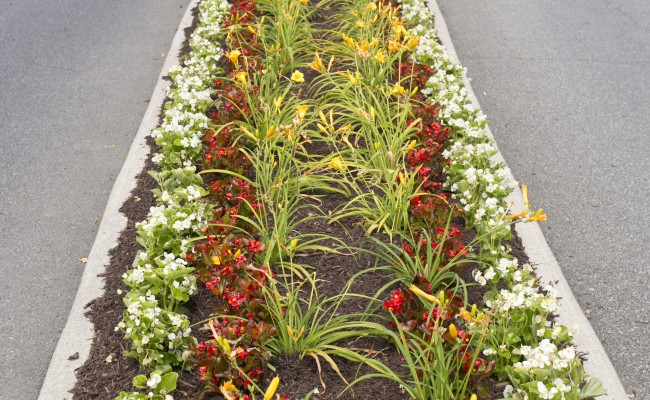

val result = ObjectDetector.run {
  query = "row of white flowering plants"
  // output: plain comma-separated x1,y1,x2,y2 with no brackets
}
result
105,0,608,398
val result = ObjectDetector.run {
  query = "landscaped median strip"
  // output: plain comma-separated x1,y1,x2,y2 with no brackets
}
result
40,0,623,398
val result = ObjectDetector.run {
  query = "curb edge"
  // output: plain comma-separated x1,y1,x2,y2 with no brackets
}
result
426,1,628,398
38,1,200,398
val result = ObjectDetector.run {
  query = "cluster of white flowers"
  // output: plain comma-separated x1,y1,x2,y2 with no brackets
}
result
398,0,595,398
118,0,231,376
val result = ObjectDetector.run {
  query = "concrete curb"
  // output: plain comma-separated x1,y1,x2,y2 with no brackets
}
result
37,1,200,398
427,1,628,399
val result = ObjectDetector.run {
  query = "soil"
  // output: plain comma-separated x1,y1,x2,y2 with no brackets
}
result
70,1,530,400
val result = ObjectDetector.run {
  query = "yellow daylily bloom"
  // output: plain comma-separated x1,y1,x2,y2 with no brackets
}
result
295,105,309,120
289,238,299,251
266,126,276,138
264,377,280,400
291,70,305,83
406,36,420,50
235,71,248,84
342,34,355,49
317,123,329,134
448,323,458,341
221,380,237,393
211,255,221,266
273,96,283,112
319,110,327,124
374,49,385,63
370,14,379,24
247,25,257,35
388,40,401,53
309,52,325,72
406,139,417,152
355,19,366,29
470,395,477,400
409,285,440,304
366,2,377,10
527,208,547,222
391,83,406,96
299,0,308,3
226,50,241,66
338,70,362,85
329,156,344,171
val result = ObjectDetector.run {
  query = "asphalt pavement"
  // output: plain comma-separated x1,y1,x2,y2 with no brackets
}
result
0,0,190,398
437,0,650,397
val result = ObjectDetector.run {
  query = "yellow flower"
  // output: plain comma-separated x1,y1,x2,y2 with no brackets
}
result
374,49,385,63
355,19,366,29
309,52,325,72
264,377,280,400
388,40,401,53
390,83,406,96
221,380,237,393
295,105,309,120
329,156,344,171
366,2,377,10
211,255,221,265
406,139,417,152
291,70,305,83
299,0,308,3
510,184,530,220
266,126,276,138
226,50,241,66
342,34,355,49
470,395,477,400
409,285,440,304
370,14,379,24
338,70,362,85
235,71,247,84
527,208,547,222
273,96,283,112
247,26,257,35
448,323,458,342
406,36,420,50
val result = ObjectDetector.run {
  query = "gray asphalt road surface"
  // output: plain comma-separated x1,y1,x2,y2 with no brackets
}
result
0,1,189,398
437,0,649,397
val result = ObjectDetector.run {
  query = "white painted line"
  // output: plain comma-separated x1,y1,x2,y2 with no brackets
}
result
426,1,628,398
37,1,200,399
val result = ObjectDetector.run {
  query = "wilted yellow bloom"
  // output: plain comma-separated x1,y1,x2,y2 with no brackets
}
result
329,156,344,171
291,70,305,83
235,71,247,84
295,105,309,120
390,83,406,96
264,377,280,400
309,52,325,72
355,19,366,29
510,184,530,220
366,2,377,10
374,49,385,63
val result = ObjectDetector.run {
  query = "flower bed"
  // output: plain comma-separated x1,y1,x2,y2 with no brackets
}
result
71,0,607,399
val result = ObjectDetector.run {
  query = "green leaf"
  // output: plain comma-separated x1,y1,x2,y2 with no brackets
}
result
157,372,178,394
132,374,147,389
578,378,607,399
